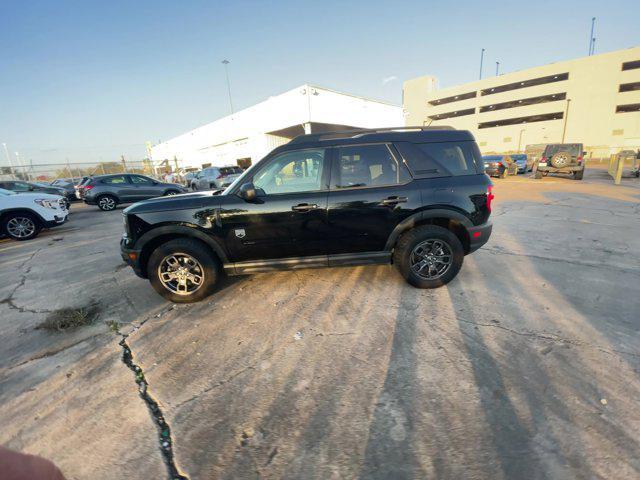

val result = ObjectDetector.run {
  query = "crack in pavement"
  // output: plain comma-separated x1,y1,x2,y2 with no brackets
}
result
0,248,52,315
455,317,640,360
113,314,189,480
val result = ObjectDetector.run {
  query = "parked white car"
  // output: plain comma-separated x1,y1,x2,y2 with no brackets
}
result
0,188,68,240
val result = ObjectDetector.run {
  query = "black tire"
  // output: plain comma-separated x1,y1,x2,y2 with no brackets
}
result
147,238,219,303
393,225,464,289
573,169,584,180
96,194,117,211
1,212,42,241
534,170,543,179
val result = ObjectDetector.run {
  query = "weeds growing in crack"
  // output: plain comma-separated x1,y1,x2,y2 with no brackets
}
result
116,331,189,480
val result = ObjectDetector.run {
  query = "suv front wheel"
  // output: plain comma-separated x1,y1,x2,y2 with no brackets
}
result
393,225,464,289
148,238,219,302
2,212,41,241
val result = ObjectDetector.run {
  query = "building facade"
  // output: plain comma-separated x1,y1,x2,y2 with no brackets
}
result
403,47,640,157
151,85,402,170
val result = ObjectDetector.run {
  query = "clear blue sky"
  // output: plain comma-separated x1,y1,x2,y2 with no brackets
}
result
1,0,638,165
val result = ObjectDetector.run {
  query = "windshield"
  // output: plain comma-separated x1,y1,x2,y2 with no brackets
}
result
0,188,16,196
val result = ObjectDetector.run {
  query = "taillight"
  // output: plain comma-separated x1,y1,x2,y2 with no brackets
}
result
577,155,583,165
84,185,94,191
540,156,547,163
486,185,494,213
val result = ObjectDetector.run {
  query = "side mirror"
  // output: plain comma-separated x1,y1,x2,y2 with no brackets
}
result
152,180,159,185
28,185,35,191
238,182,257,201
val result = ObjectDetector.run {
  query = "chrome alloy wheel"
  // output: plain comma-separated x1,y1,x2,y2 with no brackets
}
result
7,216,36,239
410,239,453,280
98,196,116,210
157,253,205,295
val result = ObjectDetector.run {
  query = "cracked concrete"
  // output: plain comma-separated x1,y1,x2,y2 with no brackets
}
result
1,169,639,479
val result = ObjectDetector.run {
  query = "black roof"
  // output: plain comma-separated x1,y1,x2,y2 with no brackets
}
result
286,126,475,149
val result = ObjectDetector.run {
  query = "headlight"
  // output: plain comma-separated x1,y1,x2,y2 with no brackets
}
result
34,199,57,209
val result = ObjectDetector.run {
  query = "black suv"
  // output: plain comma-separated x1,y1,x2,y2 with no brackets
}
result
120,127,493,302
534,143,585,180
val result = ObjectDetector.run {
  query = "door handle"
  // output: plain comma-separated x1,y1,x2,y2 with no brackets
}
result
380,196,408,206
292,203,319,212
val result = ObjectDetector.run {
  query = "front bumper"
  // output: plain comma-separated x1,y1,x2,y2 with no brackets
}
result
120,236,145,278
42,213,68,228
536,163,583,173
468,221,492,253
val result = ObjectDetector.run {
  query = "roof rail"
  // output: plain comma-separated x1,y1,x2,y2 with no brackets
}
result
288,125,455,144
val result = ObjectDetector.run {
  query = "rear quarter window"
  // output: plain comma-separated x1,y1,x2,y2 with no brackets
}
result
396,141,482,177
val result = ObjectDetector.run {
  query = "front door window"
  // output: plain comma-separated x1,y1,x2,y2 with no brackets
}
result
253,149,326,195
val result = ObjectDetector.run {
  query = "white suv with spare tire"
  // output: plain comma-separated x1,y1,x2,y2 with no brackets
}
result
0,188,68,240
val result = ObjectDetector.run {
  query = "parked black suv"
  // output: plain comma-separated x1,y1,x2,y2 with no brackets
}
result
534,143,585,180
120,127,493,302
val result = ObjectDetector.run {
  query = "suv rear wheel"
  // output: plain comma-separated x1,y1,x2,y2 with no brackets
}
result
148,238,219,303
393,225,464,288
573,169,584,180
97,194,117,211
2,212,41,241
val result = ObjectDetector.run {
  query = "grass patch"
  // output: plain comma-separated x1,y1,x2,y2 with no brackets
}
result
37,304,99,332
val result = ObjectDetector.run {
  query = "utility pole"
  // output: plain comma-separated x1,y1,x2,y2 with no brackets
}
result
517,129,525,153
221,59,234,114
479,48,485,80
15,151,28,180
588,17,596,55
496,61,500,76
121,155,128,173
2,142,16,179
591,37,596,56
561,99,571,143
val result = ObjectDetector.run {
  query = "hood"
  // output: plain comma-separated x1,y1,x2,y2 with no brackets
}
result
123,190,220,214
11,192,63,201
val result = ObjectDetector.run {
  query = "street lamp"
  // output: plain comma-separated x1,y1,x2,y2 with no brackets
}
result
2,142,16,179
479,48,485,80
221,59,234,115
496,61,500,76
517,129,525,153
561,99,571,143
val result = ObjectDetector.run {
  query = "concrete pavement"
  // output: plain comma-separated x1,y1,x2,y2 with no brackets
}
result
1,169,639,479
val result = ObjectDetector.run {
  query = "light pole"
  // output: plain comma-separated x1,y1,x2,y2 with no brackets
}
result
221,59,234,114
517,129,525,152
589,17,596,55
15,151,27,180
2,142,16,179
479,48,485,80
561,99,571,143
496,61,500,76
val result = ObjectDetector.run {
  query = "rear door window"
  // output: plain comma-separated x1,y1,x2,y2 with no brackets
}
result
101,175,127,184
331,144,411,189
130,175,153,184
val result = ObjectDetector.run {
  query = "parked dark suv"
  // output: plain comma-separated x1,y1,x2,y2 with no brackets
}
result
534,143,585,180
120,127,494,302
82,174,186,211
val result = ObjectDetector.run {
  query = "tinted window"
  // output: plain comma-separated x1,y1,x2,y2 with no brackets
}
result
130,175,153,184
220,167,242,175
101,176,127,184
543,144,581,156
417,142,477,176
254,149,325,195
333,144,410,188
12,182,32,191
